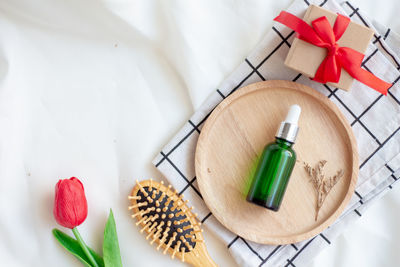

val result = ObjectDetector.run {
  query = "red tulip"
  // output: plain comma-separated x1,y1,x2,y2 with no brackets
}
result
53,177,88,229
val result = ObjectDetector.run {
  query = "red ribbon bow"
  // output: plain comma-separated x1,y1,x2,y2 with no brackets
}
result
274,11,391,95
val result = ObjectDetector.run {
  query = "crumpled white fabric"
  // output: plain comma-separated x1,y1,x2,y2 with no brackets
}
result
0,0,400,267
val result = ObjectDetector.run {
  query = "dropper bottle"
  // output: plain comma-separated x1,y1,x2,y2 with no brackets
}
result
247,105,301,211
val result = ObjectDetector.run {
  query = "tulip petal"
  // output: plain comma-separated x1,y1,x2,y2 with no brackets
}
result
52,229,104,267
53,177,88,229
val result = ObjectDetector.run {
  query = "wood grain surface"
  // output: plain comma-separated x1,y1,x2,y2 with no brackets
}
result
195,80,358,245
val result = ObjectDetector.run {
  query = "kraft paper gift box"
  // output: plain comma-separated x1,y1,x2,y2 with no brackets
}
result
284,4,375,91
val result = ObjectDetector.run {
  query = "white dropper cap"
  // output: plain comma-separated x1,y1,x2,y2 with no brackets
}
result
284,104,301,125
276,104,301,143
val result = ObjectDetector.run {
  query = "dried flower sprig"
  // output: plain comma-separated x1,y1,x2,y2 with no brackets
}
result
303,160,344,221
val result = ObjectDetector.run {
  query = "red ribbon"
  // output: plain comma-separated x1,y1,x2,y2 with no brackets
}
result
274,11,391,95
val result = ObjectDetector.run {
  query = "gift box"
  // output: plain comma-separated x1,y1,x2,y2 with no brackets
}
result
284,5,374,91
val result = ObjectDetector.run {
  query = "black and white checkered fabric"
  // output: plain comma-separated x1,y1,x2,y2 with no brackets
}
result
153,0,400,266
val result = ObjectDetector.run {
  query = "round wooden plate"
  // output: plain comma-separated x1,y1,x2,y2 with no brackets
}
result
195,80,358,245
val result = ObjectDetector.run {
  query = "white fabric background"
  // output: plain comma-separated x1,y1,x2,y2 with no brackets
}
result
0,1,399,267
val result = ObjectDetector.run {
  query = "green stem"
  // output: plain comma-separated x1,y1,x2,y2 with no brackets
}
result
72,227,99,267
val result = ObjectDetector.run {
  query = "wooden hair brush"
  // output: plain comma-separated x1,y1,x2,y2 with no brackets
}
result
129,179,218,267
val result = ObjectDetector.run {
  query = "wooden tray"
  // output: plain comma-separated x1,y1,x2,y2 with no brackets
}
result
195,80,358,245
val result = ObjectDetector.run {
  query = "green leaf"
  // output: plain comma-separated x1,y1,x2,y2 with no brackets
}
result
52,229,104,267
103,209,123,267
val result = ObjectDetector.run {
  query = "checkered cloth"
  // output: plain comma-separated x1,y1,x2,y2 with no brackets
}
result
152,0,400,266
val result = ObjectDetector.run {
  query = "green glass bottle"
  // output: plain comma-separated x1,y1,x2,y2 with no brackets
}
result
247,105,301,211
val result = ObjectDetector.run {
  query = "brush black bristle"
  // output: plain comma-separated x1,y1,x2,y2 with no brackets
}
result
135,186,196,251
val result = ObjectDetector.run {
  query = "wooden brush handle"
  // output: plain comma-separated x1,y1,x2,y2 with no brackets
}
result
188,242,218,267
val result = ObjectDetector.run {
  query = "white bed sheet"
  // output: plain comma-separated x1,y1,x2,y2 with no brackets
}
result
0,0,399,266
